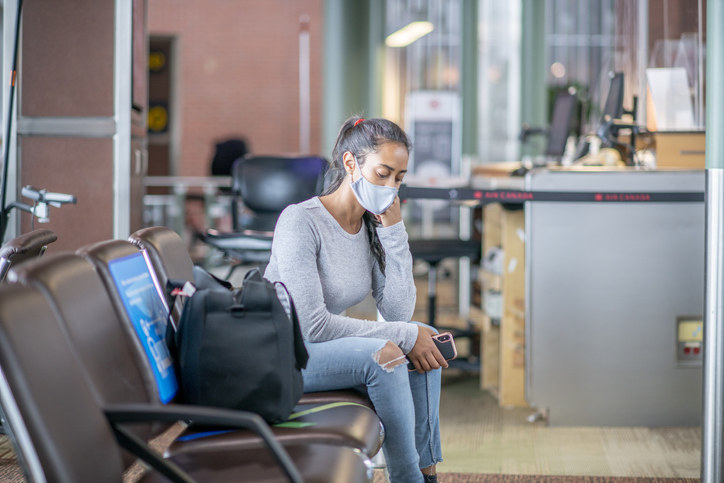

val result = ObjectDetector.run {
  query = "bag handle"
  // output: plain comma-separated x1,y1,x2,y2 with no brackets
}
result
242,269,309,370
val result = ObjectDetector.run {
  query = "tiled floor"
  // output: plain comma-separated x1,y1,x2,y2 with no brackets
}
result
436,373,700,478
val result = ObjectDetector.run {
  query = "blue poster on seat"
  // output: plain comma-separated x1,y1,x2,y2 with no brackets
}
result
108,252,178,403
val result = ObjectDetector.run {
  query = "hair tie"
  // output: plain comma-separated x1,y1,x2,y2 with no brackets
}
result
354,118,365,127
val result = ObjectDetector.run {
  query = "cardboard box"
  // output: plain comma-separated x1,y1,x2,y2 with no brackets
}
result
654,132,705,169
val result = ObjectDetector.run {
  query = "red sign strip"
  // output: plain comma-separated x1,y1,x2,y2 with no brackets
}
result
399,185,705,204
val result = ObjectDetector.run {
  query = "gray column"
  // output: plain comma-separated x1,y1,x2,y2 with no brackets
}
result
520,0,547,158
702,0,724,481
322,0,383,156
461,0,478,157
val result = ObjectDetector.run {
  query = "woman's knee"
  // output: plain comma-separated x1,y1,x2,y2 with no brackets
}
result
371,340,407,372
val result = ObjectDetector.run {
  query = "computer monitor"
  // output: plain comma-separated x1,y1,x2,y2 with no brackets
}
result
545,91,578,159
601,72,624,122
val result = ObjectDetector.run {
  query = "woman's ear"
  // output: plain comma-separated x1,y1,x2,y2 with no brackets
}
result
342,151,356,176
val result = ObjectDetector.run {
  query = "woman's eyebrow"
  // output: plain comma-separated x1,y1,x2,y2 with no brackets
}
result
378,163,407,174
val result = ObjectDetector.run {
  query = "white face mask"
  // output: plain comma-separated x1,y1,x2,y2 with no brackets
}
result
350,156,398,215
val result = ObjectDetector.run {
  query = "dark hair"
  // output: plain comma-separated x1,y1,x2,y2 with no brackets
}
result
322,116,412,274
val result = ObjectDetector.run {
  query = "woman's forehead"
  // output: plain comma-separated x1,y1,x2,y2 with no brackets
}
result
366,142,408,166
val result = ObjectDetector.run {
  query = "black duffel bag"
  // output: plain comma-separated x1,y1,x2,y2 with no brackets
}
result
167,266,308,424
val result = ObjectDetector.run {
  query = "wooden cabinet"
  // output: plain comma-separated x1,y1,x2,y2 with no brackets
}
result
479,203,527,407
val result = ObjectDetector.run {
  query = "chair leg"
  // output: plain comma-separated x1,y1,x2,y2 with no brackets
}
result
226,263,241,280
427,261,438,327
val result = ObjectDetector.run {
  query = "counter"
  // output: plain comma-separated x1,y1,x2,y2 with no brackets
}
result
522,167,704,426
472,167,705,426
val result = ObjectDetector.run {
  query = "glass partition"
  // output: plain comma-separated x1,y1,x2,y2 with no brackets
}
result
544,0,706,133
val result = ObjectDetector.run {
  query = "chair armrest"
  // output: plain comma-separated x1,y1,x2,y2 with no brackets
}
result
111,425,193,483
104,403,302,483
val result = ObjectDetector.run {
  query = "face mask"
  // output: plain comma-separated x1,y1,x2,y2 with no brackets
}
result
350,156,398,215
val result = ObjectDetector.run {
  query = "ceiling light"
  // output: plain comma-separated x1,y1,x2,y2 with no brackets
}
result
385,21,434,48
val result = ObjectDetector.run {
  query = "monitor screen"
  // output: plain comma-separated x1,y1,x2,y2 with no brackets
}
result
601,72,624,122
108,251,178,404
546,92,577,158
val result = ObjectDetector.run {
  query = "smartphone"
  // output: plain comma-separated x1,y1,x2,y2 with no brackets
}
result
408,332,457,371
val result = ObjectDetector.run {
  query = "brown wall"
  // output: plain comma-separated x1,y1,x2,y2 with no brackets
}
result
19,138,114,248
21,0,115,118
148,0,325,177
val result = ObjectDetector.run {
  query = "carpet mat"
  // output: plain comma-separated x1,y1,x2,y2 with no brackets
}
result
435,474,698,482
372,470,699,482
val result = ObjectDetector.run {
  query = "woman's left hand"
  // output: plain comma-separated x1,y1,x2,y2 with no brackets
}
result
407,325,448,373
375,196,402,227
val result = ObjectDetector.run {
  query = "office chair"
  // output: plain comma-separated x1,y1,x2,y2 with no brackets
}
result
520,90,579,163
408,237,481,372
202,155,327,276
0,229,57,282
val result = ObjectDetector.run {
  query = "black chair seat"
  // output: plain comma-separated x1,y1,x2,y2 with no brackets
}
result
408,239,480,264
167,402,383,458
298,390,374,410
148,442,372,483
201,230,274,263
202,230,273,251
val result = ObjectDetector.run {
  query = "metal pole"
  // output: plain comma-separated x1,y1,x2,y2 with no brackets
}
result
0,0,23,242
113,0,132,239
702,1,724,481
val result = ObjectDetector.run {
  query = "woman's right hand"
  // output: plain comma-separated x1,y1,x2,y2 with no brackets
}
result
375,196,402,227
407,325,448,373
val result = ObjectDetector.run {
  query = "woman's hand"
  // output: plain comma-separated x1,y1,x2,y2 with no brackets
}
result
407,325,448,373
375,196,402,227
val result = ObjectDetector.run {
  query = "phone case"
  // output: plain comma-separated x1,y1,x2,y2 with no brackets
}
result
433,332,457,360
407,332,457,371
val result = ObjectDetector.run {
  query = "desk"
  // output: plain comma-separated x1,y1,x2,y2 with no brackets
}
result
472,166,705,425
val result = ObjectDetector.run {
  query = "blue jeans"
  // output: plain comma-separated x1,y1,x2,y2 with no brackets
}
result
301,328,443,483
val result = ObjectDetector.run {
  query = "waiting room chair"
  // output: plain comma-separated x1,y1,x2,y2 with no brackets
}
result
0,228,58,436
10,249,376,481
72,239,381,457
0,228,57,282
201,155,327,274
0,282,368,483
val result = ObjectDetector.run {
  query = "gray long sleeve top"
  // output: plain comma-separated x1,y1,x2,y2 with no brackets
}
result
264,197,419,353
